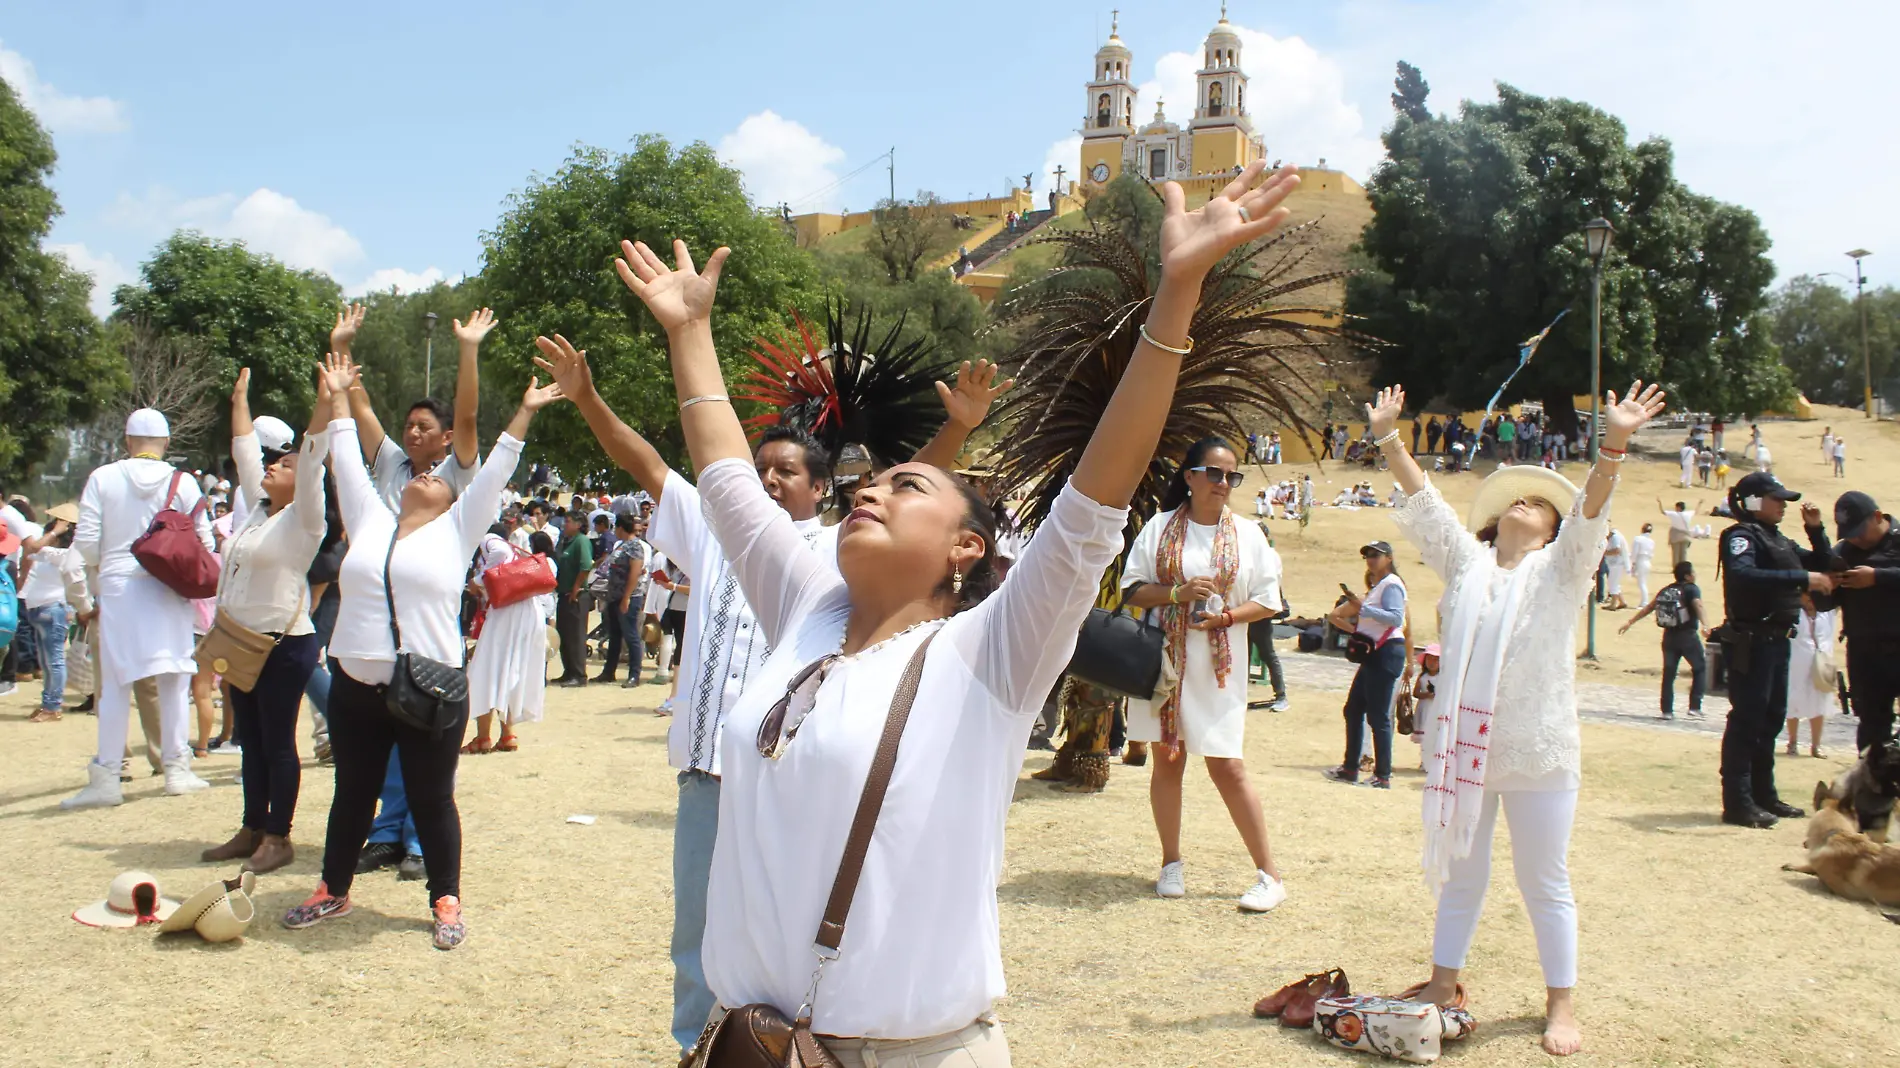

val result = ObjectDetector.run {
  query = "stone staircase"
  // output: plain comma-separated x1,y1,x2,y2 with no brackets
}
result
965,209,1056,272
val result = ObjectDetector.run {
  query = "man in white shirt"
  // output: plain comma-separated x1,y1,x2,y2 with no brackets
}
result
62,408,216,809
1659,498,1700,568
1678,442,1697,488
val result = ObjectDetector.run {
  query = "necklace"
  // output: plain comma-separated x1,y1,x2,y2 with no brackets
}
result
836,616,946,658
768,617,949,759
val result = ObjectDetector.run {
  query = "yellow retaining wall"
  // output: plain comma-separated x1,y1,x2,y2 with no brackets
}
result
792,189,1039,247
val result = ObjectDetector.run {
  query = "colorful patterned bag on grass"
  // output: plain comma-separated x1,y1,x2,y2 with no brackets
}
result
1313,995,1475,1064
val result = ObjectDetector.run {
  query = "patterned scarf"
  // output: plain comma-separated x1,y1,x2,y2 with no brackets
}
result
1153,505,1240,747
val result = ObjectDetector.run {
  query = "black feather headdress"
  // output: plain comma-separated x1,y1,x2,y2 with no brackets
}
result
737,300,956,470
990,209,1378,583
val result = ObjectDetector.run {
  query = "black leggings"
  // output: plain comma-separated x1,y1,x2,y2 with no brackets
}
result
321,661,469,904
230,632,321,836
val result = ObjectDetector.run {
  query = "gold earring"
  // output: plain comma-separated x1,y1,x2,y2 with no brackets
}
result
952,566,964,595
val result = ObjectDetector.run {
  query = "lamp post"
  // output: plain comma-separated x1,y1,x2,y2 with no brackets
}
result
1582,216,1614,661
423,311,439,398
1847,249,1873,417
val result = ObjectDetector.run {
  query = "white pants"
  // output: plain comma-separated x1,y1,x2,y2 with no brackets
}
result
1431,788,1578,989
1632,562,1651,604
95,666,189,769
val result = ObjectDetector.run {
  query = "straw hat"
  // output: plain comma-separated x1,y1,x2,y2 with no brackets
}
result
159,871,257,942
73,871,179,928
1466,466,1579,533
46,501,80,525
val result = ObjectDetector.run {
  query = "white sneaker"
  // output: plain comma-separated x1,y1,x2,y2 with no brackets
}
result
1238,870,1287,913
164,759,211,795
1155,861,1186,899
1267,697,1290,713
61,761,124,809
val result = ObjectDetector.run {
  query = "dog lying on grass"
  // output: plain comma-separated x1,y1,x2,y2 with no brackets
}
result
1781,787,1900,913
1816,741,1900,843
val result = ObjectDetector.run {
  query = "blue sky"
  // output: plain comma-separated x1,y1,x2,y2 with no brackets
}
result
8,0,1896,314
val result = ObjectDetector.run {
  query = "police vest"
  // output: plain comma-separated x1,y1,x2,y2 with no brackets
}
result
1720,520,1804,627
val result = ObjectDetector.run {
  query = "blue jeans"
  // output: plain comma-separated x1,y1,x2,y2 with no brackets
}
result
618,595,646,684
367,749,421,856
305,661,332,716
1342,639,1408,780
672,769,721,1053
26,604,69,712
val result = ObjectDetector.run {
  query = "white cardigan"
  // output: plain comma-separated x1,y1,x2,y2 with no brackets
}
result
1391,482,1607,790
216,429,330,635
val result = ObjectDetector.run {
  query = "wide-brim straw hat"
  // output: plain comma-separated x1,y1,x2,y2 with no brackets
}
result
1467,465,1579,533
73,871,179,928
159,871,256,942
47,501,80,525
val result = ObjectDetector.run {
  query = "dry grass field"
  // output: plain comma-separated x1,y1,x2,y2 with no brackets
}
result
2,405,1895,1067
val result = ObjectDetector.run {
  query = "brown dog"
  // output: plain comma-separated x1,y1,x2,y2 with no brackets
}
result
1781,787,1900,908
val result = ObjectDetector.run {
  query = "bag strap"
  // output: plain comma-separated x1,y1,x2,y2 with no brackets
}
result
162,469,185,511
382,535,403,654
813,631,937,955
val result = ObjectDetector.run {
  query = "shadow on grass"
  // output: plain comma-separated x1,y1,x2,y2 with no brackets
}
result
997,868,1155,906
599,809,677,831
1609,810,1726,833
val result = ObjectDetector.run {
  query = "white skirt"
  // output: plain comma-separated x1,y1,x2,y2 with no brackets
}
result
1125,624,1249,758
466,593,554,724
1786,643,1836,721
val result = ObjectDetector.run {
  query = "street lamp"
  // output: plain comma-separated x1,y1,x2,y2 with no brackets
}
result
423,311,439,398
1847,249,1873,418
1583,216,1613,661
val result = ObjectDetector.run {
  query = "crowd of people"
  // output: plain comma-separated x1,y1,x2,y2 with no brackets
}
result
14,157,1900,1065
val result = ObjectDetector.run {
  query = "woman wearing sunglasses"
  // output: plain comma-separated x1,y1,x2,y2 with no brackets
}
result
1121,437,1287,911
1367,379,1665,1056
603,162,1300,1060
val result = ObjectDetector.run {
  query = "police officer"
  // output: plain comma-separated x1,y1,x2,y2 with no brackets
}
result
1829,491,1900,751
1716,471,1836,828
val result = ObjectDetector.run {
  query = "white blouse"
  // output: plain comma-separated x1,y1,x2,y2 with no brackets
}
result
216,430,330,636
1392,482,1606,790
326,419,521,685
695,457,1126,1040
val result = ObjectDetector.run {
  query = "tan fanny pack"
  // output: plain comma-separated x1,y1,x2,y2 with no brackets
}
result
193,608,278,692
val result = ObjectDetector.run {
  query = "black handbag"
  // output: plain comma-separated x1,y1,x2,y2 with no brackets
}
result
381,538,469,736
1066,606,1166,700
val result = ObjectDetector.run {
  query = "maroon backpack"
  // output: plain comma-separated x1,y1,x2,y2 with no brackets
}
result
130,470,219,599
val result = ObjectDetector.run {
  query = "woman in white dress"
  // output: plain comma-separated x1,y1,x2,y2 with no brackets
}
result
463,525,557,753
559,160,1301,1063
1123,436,1287,912
1367,378,1666,1057
1785,593,1839,759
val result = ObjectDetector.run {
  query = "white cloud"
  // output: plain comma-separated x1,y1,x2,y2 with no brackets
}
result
717,110,849,212
106,185,366,277
356,266,459,295
0,42,128,134
48,243,133,316
1041,134,1082,194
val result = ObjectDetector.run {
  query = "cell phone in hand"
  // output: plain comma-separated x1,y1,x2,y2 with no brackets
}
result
1340,583,1355,597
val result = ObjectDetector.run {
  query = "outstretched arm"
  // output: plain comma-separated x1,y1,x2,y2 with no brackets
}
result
1583,382,1667,521
615,239,746,475
449,308,497,468
532,334,672,499
329,303,385,462
912,359,1014,470
1367,387,1427,496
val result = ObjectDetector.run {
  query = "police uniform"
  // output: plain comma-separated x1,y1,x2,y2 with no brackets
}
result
1717,472,1833,827
1829,491,1900,751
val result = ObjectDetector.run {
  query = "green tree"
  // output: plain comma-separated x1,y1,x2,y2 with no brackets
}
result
1347,76,1792,424
344,278,529,445
814,247,997,367
865,191,948,282
479,136,820,480
1391,61,1431,123
1768,276,1899,407
112,232,341,452
0,76,127,483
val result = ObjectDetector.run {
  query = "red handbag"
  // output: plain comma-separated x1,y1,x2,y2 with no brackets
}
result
482,546,556,608
130,470,219,599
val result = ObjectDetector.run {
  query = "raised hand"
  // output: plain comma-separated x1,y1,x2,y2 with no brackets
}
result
615,239,730,333
532,334,596,401
331,302,366,354
232,367,251,402
1157,161,1300,282
319,351,360,396
520,375,566,413
1603,380,1666,442
935,359,1016,429
1365,385,1405,441
453,307,498,346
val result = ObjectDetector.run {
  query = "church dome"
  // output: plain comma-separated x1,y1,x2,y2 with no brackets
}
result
1205,16,1240,49
1096,17,1132,62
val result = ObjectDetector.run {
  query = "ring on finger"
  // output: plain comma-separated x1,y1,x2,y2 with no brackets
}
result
1237,204,1252,224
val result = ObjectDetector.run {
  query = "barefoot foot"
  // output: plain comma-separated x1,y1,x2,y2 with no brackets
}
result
1543,990,1581,1056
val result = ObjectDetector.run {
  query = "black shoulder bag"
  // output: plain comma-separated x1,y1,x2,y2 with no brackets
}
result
1067,606,1166,700
382,536,470,736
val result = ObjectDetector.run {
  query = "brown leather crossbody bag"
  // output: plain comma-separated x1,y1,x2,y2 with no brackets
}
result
682,634,936,1068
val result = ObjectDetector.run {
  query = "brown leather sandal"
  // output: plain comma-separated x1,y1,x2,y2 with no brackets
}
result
1254,972,1327,1018
1282,969,1351,1029
1397,980,1468,1010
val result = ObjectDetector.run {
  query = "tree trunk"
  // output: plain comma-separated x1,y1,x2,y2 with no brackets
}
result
1541,390,1581,443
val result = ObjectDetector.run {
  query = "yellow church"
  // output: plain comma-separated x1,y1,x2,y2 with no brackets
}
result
1079,8,1267,190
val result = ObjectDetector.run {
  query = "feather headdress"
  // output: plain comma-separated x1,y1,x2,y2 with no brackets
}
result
737,300,956,470
990,205,1377,582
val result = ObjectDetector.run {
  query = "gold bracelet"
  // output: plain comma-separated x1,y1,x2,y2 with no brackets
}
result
679,394,731,411
1139,323,1194,355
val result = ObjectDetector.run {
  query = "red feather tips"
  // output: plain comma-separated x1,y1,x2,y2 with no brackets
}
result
736,309,840,441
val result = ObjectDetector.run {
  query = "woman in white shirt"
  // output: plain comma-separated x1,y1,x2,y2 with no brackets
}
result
199,368,332,875
463,523,557,752
1629,523,1656,604
1785,594,1839,758
581,163,1300,1060
282,355,563,951
1368,378,1664,1057
1122,436,1286,910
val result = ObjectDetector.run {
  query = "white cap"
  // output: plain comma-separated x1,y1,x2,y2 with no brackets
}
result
252,416,295,454
125,408,169,437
